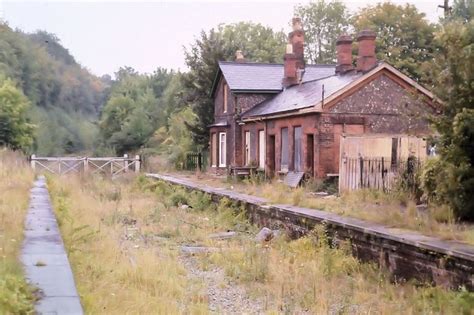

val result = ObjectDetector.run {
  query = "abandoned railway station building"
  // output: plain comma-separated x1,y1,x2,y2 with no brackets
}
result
208,17,436,183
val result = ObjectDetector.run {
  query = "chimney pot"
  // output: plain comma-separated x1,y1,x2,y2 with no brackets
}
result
356,29,377,72
235,50,245,62
283,16,305,87
292,16,302,31
335,34,353,74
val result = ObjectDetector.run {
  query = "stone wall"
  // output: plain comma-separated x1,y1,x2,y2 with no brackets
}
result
147,173,474,291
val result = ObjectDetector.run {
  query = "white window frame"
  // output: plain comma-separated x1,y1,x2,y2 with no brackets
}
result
223,83,228,113
211,133,217,167
258,130,265,169
245,131,251,165
219,132,226,167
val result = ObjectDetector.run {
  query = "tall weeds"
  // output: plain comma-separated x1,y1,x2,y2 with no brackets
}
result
0,149,36,314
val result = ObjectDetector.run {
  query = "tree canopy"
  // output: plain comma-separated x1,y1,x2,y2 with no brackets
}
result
182,22,287,148
424,17,474,219
0,22,110,155
351,2,436,82
0,77,34,151
295,0,350,64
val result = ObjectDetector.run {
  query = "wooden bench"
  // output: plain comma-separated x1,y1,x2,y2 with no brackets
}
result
229,166,258,179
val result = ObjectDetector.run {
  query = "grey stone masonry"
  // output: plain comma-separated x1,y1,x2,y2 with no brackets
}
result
21,176,83,315
146,173,474,291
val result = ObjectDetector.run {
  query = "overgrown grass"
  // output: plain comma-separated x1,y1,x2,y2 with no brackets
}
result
205,226,474,314
182,173,474,245
49,174,474,314
0,149,36,314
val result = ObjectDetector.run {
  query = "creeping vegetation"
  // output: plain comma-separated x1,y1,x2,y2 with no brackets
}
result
0,150,36,314
48,174,474,314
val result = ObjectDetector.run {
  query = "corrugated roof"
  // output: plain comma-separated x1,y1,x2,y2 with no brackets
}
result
218,61,336,92
242,72,362,118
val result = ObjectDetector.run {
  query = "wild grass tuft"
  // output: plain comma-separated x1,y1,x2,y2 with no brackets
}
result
0,149,36,314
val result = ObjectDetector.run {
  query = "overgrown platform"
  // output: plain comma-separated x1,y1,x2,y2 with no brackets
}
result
147,173,474,291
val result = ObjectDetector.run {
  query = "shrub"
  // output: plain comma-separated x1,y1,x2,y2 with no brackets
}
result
169,191,188,206
420,158,444,203
0,274,36,314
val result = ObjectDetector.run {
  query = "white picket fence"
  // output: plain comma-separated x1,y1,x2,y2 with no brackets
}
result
30,155,140,176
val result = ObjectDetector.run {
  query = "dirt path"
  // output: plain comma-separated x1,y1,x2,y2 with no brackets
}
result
180,253,266,314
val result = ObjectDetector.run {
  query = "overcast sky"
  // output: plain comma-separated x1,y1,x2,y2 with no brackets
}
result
2,0,444,76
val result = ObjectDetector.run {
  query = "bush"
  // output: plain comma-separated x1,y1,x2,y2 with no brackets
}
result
169,191,188,206
420,158,444,203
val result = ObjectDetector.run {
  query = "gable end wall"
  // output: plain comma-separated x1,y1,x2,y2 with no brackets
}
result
328,73,434,135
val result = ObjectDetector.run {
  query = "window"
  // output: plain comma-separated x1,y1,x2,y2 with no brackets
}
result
211,133,217,167
294,126,302,172
223,83,228,113
219,132,226,167
244,131,251,165
258,130,265,169
281,127,289,171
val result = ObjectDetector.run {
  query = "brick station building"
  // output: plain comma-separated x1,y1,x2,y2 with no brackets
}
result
208,17,436,178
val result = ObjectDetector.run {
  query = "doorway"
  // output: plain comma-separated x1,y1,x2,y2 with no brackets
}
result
306,134,314,175
268,135,276,176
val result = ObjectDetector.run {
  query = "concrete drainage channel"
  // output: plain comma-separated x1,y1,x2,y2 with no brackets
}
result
21,176,83,315
147,173,474,291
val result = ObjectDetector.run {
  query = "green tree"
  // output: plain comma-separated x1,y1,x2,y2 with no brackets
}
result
352,3,436,82
0,78,34,151
98,67,177,154
424,19,474,219
452,0,474,22
183,22,286,148
295,0,350,64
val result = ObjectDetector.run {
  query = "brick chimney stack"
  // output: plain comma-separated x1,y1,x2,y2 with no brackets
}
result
356,30,377,72
283,17,305,88
335,34,354,74
235,50,246,63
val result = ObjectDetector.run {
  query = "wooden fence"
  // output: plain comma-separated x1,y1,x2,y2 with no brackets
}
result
339,156,420,192
30,155,140,176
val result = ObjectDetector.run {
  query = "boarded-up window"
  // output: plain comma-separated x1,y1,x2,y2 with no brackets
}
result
219,132,226,167
244,131,250,165
391,137,399,166
211,133,217,167
258,130,265,169
223,83,228,113
281,127,289,171
294,126,302,172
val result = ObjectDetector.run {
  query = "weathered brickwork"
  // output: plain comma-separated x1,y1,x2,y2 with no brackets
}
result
237,94,273,114
210,69,434,178
329,74,434,134
210,77,276,170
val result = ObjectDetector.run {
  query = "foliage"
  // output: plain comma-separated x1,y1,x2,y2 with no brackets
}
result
0,22,110,155
427,18,474,220
147,107,197,168
99,67,175,154
0,77,35,151
295,0,350,64
451,0,474,23
0,150,36,314
182,22,286,148
352,2,436,82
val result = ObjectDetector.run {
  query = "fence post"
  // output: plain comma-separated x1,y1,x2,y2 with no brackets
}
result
84,157,89,172
135,155,140,173
124,154,129,172
31,154,36,170
359,156,363,188
198,152,202,171
381,157,385,192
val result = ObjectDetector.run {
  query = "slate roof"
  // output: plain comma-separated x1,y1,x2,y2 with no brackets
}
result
242,72,362,118
214,61,336,94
